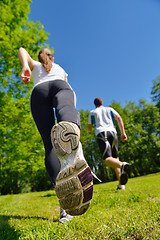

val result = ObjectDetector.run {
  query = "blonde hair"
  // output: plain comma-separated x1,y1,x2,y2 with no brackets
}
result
38,48,54,73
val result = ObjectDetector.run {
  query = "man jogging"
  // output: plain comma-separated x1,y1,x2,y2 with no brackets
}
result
88,97,130,189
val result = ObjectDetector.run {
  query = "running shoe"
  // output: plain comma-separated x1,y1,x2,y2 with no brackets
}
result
120,162,130,185
117,185,125,190
51,121,93,216
59,208,74,224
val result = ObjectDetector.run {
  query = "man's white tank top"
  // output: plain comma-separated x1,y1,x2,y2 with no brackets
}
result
88,106,118,135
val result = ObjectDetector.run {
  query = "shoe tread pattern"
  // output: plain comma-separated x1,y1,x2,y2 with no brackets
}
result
52,122,93,216
66,202,90,216
55,160,93,216
51,122,79,155
56,160,86,181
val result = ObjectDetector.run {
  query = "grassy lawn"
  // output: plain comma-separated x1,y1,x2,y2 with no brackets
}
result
0,173,160,240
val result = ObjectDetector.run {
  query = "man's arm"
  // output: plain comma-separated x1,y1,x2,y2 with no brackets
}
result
115,114,127,141
88,112,94,131
88,124,93,131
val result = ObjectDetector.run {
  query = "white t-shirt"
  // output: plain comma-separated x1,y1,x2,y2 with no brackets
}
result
31,60,68,87
88,106,119,135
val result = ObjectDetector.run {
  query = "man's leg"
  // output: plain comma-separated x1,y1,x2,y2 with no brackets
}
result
114,167,125,189
97,131,130,186
104,156,122,169
114,167,120,182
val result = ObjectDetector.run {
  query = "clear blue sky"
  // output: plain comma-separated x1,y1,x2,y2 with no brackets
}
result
29,0,160,111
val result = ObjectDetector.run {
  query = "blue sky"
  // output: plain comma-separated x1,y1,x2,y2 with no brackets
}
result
29,0,160,111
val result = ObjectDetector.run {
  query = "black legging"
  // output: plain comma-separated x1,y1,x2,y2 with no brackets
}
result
30,80,80,185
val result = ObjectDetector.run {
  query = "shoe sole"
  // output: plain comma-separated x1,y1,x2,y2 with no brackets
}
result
51,122,93,216
120,164,130,185
51,121,79,156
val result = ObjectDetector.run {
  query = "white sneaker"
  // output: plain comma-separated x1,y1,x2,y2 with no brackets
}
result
51,121,93,216
59,209,74,224
117,185,125,190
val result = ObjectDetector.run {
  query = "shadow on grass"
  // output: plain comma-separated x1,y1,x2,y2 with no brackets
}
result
0,214,59,239
0,215,19,240
41,192,57,198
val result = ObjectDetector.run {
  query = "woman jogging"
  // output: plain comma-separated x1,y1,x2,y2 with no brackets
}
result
18,47,93,221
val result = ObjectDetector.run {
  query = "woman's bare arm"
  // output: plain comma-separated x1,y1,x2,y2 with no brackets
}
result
18,47,34,84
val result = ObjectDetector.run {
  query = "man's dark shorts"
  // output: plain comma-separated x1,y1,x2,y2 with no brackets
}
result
96,131,118,159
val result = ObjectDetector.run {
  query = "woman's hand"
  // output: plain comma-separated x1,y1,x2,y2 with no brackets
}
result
18,47,34,84
20,66,31,84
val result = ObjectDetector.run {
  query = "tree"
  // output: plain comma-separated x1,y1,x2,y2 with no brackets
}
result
0,92,51,194
0,0,52,194
151,77,160,109
115,100,160,176
0,0,49,97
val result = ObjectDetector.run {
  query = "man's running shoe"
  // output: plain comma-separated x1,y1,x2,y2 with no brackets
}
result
120,162,130,185
59,208,74,224
51,121,93,216
117,185,125,190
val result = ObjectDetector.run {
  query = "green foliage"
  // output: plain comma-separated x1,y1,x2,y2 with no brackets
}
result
0,0,52,194
0,91,51,194
0,0,49,97
117,100,160,176
0,173,159,239
151,77,160,108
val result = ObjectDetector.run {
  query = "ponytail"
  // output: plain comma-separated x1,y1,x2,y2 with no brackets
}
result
38,48,53,73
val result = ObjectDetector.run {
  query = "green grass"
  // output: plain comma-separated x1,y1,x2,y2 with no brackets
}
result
0,173,160,240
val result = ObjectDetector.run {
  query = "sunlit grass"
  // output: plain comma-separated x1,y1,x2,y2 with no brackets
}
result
0,173,160,239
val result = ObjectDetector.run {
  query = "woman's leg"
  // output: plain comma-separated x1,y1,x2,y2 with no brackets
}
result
30,83,60,185
49,81,93,216
51,83,80,128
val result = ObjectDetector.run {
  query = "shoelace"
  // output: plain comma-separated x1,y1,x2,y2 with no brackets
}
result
91,171,102,183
